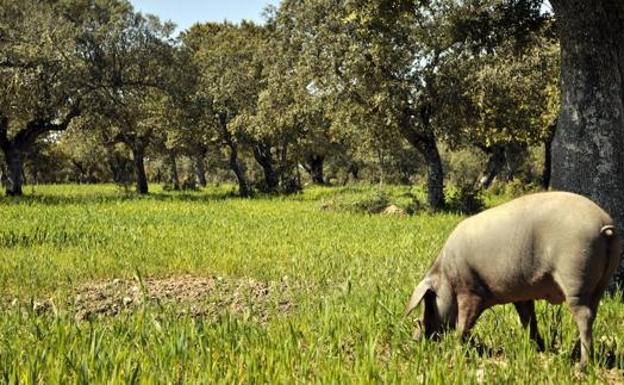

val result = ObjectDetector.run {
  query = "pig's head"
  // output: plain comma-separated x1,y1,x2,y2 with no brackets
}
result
405,272,457,339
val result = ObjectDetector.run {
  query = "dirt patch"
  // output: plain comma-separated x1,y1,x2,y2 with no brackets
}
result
382,204,406,216
18,275,294,322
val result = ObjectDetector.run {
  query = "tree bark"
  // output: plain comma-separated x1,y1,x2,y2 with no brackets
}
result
220,126,251,198
167,149,180,191
228,142,251,198
252,140,279,192
477,145,506,190
550,1,624,282
417,133,445,210
541,123,557,190
4,147,24,196
305,154,326,185
550,1,624,221
131,146,149,195
193,148,207,187
400,106,446,210
349,163,360,181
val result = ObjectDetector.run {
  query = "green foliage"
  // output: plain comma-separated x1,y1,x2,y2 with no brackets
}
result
320,189,387,214
349,190,391,214
0,0,561,198
445,184,486,215
440,18,560,150
490,178,542,199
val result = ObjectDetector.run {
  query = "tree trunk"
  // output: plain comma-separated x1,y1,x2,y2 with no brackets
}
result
349,163,360,181
194,149,207,187
167,149,180,191
252,141,279,192
131,146,149,195
477,145,506,190
4,147,24,196
218,114,251,198
305,154,326,185
417,134,445,210
400,106,446,210
550,1,624,282
223,133,251,198
109,152,129,185
228,145,251,198
541,125,556,190
550,1,624,218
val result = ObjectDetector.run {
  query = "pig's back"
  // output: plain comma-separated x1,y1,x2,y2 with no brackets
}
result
439,192,614,302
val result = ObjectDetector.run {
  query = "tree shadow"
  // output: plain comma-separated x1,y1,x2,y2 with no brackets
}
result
466,336,624,370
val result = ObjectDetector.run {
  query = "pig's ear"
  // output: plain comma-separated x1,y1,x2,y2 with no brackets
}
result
405,278,432,316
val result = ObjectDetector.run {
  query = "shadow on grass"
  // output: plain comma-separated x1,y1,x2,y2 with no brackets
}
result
467,337,624,370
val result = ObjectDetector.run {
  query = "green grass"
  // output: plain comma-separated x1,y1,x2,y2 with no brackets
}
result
0,184,623,384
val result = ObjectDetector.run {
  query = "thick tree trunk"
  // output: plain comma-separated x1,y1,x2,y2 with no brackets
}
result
193,149,207,187
252,141,279,192
477,145,506,190
551,1,624,218
4,147,24,196
167,149,180,191
305,154,326,185
131,146,149,195
550,1,624,282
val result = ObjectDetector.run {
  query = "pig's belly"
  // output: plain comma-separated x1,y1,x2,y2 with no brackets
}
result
486,272,566,305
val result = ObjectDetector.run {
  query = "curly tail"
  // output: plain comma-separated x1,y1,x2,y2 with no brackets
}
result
601,225,616,238
600,225,622,283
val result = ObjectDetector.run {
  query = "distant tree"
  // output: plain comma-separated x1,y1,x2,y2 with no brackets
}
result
241,9,340,190
275,0,453,207
0,0,84,195
83,10,176,194
183,22,270,197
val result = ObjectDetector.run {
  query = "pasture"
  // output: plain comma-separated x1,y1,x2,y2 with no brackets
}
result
0,185,622,384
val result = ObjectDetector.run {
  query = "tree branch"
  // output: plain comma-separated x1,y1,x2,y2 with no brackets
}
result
14,102,82,149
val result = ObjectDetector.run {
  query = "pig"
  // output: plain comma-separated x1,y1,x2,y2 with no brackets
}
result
405,191,622,368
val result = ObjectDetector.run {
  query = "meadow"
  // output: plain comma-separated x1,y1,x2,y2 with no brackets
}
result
0,184,623,384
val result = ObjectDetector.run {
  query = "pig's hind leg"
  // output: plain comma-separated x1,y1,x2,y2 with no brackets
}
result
567,294,597,370
513,300,545,351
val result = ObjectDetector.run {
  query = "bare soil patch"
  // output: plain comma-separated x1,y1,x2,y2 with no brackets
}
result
382,204,406,216
20,275,294,322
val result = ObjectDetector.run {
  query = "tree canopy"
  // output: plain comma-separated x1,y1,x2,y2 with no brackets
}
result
1,0,561,203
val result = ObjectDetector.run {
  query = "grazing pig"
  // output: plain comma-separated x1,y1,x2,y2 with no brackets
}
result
405,191,622,368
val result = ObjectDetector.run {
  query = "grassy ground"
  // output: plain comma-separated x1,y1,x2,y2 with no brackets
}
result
0,184,623,384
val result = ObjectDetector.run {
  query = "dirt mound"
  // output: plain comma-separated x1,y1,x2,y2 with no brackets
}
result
382,204,406,216
22,275,294,322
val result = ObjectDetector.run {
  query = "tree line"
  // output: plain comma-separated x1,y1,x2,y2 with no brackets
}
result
0,0,600,209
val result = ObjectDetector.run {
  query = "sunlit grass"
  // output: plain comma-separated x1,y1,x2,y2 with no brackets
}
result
0,184,622,384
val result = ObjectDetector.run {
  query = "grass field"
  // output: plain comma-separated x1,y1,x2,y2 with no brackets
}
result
0,184,623,384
